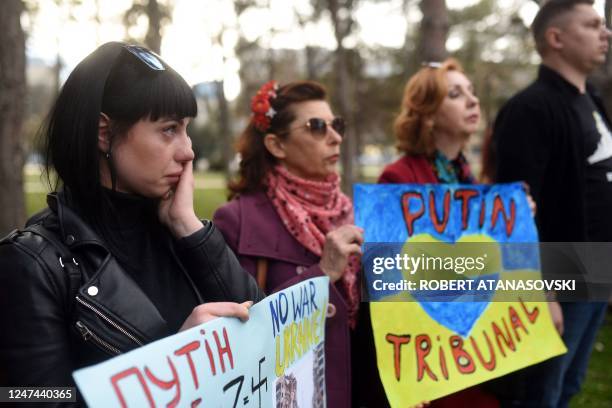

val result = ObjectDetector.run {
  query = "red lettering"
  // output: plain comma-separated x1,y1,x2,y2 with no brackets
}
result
175,341,200,389
449,335,476,374
385,333,411,381
191,398,202,407
479,199,486,228
415,334,438,382
491,195,516,236
438,339,449,380
214,327,234,373
144,356,181,408
429,191,451,233
204,337,217,375
509,306,529,342
470,331,496,371
454,189,479,230
402,192,425,236
110,367,154,408
492,318,516,357
519,298,540,324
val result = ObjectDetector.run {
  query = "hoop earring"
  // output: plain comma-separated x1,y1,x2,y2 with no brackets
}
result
105,152,111,160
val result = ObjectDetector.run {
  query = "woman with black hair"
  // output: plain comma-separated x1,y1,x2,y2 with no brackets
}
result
0,42,263,393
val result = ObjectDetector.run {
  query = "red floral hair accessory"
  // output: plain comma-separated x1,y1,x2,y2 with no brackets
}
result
250,80,279,132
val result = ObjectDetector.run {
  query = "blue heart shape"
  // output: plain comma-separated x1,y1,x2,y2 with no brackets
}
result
362,243,500,336
410,273,499,337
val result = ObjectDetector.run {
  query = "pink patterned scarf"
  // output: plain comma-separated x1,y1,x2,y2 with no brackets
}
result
266,165,360,328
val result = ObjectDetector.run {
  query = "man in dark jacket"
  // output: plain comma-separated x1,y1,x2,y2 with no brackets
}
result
494,1,611,406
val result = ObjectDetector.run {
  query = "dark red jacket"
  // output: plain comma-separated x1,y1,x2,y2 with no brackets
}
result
213,191,353,408
378,154,438,184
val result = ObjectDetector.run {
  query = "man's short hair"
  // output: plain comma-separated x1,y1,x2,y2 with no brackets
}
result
532,0,595,55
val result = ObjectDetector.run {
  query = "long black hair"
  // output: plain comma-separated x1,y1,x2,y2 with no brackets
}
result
43,41,196,241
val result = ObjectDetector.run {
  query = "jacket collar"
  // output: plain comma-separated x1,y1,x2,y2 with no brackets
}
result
538,64,600,98
47,191,109,250
237,191,319,265
46,191,181,342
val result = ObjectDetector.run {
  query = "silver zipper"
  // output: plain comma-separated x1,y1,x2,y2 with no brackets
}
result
76,320,121,355
76,296,144,346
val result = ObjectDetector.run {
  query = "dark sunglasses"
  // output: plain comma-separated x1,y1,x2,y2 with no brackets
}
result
123,45,165,71
291,117,346,138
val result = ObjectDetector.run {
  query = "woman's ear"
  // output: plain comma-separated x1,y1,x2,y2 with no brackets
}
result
98,113,111,153
263,133,287,160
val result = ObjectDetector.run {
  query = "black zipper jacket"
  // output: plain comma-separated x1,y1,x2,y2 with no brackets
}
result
0,191,264,398
494,64,612,242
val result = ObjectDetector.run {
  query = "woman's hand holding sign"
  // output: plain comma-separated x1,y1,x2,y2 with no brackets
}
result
179,301,254,332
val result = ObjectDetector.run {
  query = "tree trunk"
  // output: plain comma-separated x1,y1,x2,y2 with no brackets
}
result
418,0,449,62
215,80,232,179
267,48,275,81
0,0,26,235
294,7,318,80
605,0,612,75
53,49,62,99
305,46,317,79
328,0,357,194
145,0,162,53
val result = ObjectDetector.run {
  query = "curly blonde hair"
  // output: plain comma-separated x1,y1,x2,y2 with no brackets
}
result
394,58,463,157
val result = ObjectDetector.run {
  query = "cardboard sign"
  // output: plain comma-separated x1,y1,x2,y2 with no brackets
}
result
73,277,329,408
354,183,566,407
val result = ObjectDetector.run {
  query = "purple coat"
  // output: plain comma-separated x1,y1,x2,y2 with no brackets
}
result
213,190,352,408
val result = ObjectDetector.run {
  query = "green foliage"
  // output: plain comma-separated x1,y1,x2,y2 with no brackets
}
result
571,312,612,408
193,188,228,220
189,117,227,171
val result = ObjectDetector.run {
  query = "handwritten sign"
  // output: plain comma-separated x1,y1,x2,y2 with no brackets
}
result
354,183,566,407
73,277,329,407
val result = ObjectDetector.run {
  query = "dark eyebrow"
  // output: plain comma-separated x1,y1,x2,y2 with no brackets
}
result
588,16,604,25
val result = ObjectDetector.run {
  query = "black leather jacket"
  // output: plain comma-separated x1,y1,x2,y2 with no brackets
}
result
0,192,264,396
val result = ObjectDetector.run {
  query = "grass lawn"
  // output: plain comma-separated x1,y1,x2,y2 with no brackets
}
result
571,310,612,407
25,170,230,220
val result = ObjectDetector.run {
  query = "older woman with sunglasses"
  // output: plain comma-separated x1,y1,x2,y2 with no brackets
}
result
213,81,363,408
0,42,263,393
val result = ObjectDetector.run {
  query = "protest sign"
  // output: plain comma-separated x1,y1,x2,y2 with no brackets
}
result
354,183,567,407
73,277,329,408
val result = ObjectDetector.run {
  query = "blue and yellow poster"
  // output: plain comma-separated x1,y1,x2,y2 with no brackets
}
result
354,183,566,407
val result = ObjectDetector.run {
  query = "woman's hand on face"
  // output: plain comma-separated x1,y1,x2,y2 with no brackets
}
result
319,225,364,283
158,160,202,238
179,301,253,332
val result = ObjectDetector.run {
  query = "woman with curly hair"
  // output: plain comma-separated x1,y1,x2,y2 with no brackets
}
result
214,80,363,407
